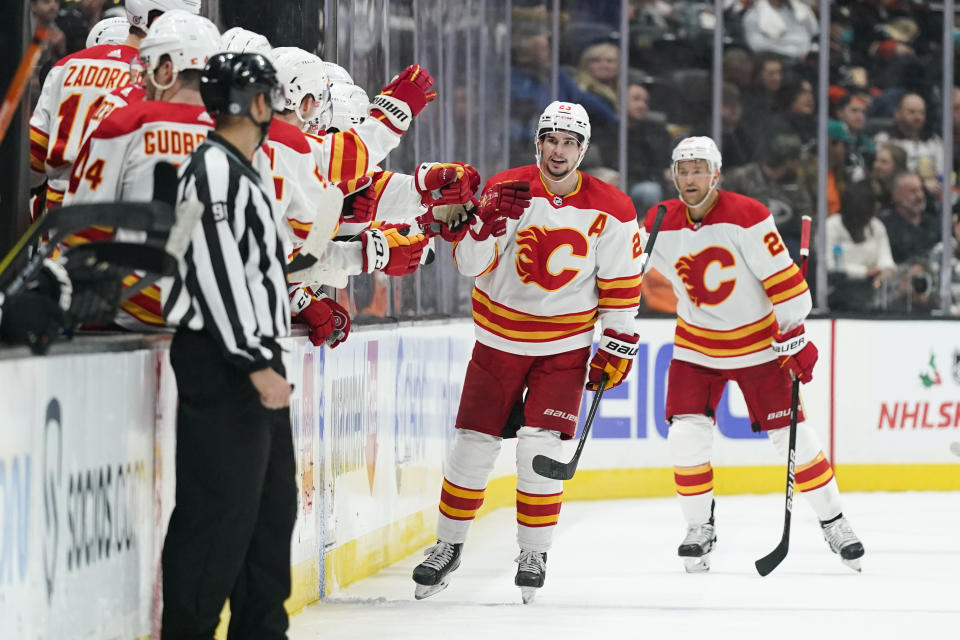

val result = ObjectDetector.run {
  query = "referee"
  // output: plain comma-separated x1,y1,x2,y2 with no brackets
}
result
161,52,297,640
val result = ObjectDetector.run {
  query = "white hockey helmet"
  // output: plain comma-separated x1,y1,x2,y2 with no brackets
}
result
221,27,272,56
270,47,331,130
536,101,591,146
322,61,353,85
125,0,201,34
328,82,369,132
671,136,722,207
139,10,221,90
535,101,591,184
672,136,722,174
86,16,130,48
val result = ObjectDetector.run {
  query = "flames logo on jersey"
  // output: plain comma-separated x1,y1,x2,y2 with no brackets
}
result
675,246,737,306
515,225,589,291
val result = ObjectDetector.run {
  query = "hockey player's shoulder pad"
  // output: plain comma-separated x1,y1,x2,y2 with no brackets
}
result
575,172,636,223
52,43,138,68
93,101,211,140
707,190,771,228
481,164,538,193
644,199,687,233
267,119,311,154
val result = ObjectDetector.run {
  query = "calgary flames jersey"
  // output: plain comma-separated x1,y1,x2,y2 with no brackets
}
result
455,165,643,357
63,100,214,329
262,119,343,263
29,44,140,209
304,115,402,185
640,190,812,370
81,83,146,145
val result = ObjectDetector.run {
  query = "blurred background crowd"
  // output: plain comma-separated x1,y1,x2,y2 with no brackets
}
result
6,0,960,324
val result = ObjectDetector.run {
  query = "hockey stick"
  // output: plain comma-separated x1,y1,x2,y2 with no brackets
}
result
531,203,669,481
531,374,608,481
0,201,174,298
0,26,49,145
755,214,812,577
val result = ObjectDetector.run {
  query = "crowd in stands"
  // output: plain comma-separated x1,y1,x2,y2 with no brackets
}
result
510,0,959,316
25,0,960,317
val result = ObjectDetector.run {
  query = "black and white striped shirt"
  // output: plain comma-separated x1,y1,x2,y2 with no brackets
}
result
163,132,290,373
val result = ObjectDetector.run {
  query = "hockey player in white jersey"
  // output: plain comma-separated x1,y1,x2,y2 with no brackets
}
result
29,0,201,214
412,101,644,603
639,136,864,572
63,10,220,328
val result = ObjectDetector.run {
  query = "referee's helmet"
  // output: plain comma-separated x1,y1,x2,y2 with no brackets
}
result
200,52,285,117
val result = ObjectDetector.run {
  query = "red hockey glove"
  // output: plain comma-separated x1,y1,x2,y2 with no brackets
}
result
771,325,818,383
469,180,532,241
340,175,379,224
360,225,427,276
369,64,436,133
292,288,334,347
586,329,640,391
414,161,481,206
416,203,475,242
319,295,350,348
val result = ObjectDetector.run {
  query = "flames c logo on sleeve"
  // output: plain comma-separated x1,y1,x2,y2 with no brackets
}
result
675,246,737,306
515,225,589,291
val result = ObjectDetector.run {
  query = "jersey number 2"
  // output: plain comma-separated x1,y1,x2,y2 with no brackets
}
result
763,232,785,257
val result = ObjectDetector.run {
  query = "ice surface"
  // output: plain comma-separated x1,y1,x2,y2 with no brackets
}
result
289,492,960,639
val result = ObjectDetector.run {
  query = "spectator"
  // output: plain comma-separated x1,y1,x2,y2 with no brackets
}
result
694,82,755,170
952,87,960,180
723,132,812,260
574,42,620,111
834,93,876,179
882,172,942,264
870,143,908,212
826,180,896,311
928,212,960,316
742,52,784,126
742,0,818,61
823,120,856,215
29,0,66,109
622,76,672,214
57,0,107,54
769,75,816,148
874,92,944,198
509,24,617,163
722,47,754,95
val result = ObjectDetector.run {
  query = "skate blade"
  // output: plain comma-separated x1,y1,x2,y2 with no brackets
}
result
841,557,862,573
683,555,711,573
414,580,450,600
520,586,539,604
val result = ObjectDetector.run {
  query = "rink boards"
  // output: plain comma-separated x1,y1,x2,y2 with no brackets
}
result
1,317,959,638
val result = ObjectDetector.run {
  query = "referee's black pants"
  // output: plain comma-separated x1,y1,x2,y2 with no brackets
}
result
161,330,297,640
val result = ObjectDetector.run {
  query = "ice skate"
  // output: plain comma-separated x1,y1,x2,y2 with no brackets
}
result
514,550,547,604
678,522,716,572
821,515,864,572
412,541,462,599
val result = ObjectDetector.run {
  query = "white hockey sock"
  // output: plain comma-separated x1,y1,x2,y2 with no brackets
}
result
437,428,501,544
768,424,843,522
515,426,564,552
669,414,715,525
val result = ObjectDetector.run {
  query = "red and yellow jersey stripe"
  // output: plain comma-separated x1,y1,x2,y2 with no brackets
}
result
674,462,714,496
516,489,562,527
326,129,370,183
763,263,808,306
118,273,164,327
597,273,642,309
674,312,776,359
29,125,49,173
471,287,597,343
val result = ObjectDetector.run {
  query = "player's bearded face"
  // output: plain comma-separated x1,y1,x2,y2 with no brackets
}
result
675,159,717,206
538,133,581,178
